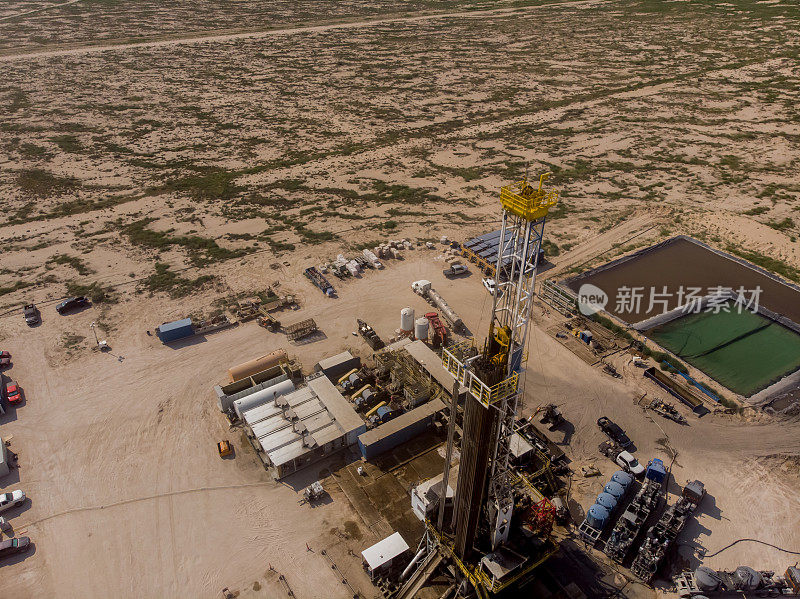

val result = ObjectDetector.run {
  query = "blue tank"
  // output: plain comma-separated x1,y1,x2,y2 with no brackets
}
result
646,458,667,483
604,481,625,499
611,470,634,488
595,492,618,511
586,503,610,529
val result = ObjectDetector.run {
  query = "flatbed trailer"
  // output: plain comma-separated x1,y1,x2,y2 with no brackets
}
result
285,318,318,341
604,479,662,564
304,267,335,297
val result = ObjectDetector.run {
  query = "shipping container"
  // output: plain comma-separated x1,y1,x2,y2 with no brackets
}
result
156,318,194,343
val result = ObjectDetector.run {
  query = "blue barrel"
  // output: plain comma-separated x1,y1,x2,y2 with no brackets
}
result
604,481,625,499
586,504,609,529
595,492,617,511
611,470,634,489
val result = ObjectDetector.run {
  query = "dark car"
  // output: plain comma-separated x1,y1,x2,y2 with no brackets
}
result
0,537,31,559
0,351,10,368
597,416,632,448
23,303,40,326
55,296,89,315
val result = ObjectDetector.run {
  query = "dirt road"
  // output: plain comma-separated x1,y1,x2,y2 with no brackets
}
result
0,0,600,61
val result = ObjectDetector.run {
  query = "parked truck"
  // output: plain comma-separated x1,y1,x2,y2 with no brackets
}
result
357,319,384,350
23,304,40,326
442,264,468,277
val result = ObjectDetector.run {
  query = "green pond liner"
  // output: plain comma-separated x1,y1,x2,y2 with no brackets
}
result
648,308,800,396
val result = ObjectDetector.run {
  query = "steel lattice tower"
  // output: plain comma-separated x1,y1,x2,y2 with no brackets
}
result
441,173,559,555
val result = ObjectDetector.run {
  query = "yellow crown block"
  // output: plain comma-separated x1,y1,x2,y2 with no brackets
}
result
500,174,559,221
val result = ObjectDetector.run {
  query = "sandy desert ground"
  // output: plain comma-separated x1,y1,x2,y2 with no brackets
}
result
0,0,799,597
0,0,799,314
0,251,798,598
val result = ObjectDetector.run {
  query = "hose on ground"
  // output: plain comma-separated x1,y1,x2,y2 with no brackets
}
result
703,538,800,558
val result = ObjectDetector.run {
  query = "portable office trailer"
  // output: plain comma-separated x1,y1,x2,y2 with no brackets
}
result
156,318,194,343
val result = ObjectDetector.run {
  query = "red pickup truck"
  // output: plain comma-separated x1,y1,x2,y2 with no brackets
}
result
4,380,22,404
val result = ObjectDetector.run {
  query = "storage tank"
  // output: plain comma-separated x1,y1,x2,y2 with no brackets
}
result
734,566,762,590
611,470,634,489
376,405,394,423
400,307,415,332
233,379,295,419
595,492,618,511
228,349,288,382
586,504,610,529
355,387,376,409
414,317,429,341
694,567,722,591
646,458,667,483
603,481,625,499
365,401,387,419
427,288,463,330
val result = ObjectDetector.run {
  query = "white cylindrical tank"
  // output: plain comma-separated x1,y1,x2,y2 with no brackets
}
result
233,379,295,419
414,317,429,341
400,307,415,332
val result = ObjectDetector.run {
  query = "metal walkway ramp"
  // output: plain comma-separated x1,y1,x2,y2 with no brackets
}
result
393,551,443,599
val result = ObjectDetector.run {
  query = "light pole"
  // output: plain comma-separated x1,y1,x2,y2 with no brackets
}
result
90,321,99,346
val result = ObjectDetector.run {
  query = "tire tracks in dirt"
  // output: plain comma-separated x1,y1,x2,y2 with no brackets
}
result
0,0,81,23
0,0,600,61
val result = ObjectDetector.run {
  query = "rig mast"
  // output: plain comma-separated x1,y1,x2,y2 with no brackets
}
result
436,173,559,593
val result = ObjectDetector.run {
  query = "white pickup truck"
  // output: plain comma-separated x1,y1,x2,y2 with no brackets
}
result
0,490,26,514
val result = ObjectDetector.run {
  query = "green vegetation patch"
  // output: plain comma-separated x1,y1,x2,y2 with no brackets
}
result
0,281,33,297
48,254,95,276
122,218,250,266
66,280,116,304
16,168,80,197
725,245,800,283
141,262,215,298
154,167,243,201
49,134,83,153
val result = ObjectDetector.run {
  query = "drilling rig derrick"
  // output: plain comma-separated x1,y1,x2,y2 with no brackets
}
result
425,174,560,596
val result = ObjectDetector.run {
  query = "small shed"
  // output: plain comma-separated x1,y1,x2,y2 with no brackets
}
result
411,465,458,521
361,532,409,579
314,351,361,383
508,432,534,465
156,318,194,343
